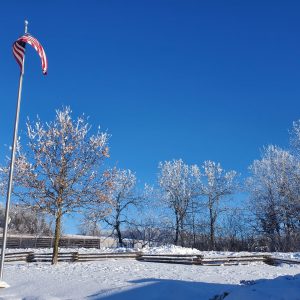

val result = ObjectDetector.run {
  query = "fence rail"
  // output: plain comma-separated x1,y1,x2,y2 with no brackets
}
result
137,254,203,265
3,251,34,262
77,252,141,262
264,257,300,266
3,251,300,266
201,255,270,266
27,252,78,262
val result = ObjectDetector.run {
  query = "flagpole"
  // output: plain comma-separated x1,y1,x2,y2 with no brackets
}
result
0,20,28,287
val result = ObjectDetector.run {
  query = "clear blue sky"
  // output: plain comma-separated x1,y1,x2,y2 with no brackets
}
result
0,1,300,232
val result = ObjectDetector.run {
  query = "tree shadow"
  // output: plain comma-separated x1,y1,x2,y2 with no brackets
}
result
88,274,300,300
228,274,300,300
88,278,235,300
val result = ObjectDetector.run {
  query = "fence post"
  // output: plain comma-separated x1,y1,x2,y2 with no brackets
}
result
72,252,79,262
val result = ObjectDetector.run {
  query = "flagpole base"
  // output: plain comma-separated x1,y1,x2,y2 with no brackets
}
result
0,280,10,288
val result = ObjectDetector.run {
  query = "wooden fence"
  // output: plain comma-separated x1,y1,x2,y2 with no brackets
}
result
201,254,270,266
0,236,117,249
264,257,300,266
77,252,141,262
3,251,33,262
27,252,78,263
137,254,203,265
26,252,141,263
3,251,300,266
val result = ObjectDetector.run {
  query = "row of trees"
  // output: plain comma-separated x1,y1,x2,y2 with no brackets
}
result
248,145,300,251
0,204,52,236
75,121,300,252
0,107,299,264
158,159,237,249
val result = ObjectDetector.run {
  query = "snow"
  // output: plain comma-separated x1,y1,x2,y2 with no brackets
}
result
226,275,300,300
1,246,300,299
6,245,300,261
141,245,202,255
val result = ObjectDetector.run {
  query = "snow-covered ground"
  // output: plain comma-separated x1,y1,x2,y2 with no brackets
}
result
1,246,300,300
6,244,300,260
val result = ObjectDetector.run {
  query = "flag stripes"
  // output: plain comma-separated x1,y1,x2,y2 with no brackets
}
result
12,40,26,71
13,34,48,75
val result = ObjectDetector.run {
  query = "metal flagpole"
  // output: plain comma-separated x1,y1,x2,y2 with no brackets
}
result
0,20,28,287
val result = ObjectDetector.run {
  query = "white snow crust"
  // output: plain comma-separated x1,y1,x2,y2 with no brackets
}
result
0,246,299,299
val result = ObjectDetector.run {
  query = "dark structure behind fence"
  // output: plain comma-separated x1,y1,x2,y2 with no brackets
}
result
0,235,115,249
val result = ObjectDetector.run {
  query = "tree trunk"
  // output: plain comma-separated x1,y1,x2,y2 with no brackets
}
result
284,214,292,252
174,213,180,245
180,219,185,247
116,221,123,247
209,206,215,250
52,209,62,265
191,202,196,248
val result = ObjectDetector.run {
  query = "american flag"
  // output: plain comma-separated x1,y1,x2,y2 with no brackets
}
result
13,34,48,75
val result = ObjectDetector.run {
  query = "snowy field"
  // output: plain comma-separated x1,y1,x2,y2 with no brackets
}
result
0,246,300,300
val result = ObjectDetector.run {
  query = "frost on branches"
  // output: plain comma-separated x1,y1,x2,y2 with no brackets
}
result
101,168,139,247
157,159,238,249
0,204,52,236
0,107,111,264
158,159,201,246
200,160,238,250
248,145,300,251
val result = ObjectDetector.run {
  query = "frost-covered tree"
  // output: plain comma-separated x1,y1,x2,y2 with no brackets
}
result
158,159,201,246
78,216,101,237
125,216,168,248
0,107,110,264
220,207,251,251
200,161,237,250
125,191,172,247
99,168,139,246
248,145,300,251
0,204,52,236
290,120,300,156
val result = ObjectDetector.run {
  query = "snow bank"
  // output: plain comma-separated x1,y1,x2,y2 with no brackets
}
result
5,245,202,255
5,247,137,254
142,244,202,255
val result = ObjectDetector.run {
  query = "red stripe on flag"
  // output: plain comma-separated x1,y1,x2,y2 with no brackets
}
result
12,34,47,75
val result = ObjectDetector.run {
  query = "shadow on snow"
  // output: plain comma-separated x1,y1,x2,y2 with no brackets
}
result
88,274,300,300
88,278,234,300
